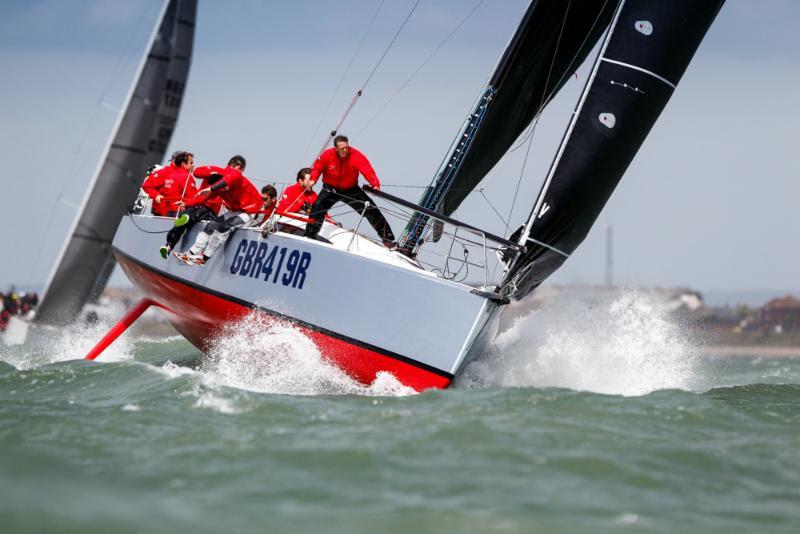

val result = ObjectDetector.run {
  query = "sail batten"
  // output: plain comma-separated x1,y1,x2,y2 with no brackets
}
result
36,0,196,325
600,58,676,88
503,0,725,299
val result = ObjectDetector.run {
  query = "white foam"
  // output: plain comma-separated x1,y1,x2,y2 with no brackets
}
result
194,391,237,414
197,313,415,397
158,360,198,379
458,289,699,396
1,319,135,370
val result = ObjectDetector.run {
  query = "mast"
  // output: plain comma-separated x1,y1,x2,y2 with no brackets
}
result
35,0,197,325
399,0,617,251
502,0,725,299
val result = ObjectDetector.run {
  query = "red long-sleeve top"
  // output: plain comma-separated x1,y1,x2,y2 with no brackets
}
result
278,182,318,214
189,165,262,214
195,175,224,215
141,164,196,215
310,147,380,190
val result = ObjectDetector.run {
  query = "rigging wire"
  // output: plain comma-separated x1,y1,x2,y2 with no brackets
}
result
310,0,423,161
503,0,572,237
361,0,422,90
356,0,485,136
299,0,387,167
475,0,614,235
478,189,510,228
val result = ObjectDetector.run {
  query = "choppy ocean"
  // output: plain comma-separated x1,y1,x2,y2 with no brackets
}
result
1,291,798,533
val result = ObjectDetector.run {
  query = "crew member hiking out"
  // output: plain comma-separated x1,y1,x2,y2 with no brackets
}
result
303,135,395,246
175,155,262,265
278,167,317,215
158,164,225,259
141,151,195,217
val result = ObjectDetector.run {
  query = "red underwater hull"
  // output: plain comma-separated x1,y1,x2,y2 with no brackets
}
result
116,253,452,392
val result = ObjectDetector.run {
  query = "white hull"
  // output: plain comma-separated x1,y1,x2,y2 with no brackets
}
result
112,215,498,390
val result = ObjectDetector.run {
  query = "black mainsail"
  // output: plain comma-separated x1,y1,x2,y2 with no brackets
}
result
36,0,196,325
401,0,617,249
502,0,725,299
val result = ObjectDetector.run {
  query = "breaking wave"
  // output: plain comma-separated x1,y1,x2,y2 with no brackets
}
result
458,289,700,396
195,313,415,397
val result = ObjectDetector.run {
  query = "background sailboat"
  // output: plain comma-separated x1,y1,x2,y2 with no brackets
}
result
35,0,196,325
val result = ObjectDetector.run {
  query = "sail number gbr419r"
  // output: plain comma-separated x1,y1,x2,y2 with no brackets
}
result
230,239,311,289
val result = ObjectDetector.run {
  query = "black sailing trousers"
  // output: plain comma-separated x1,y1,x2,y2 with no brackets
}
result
304,185,395,242
165,205,216,249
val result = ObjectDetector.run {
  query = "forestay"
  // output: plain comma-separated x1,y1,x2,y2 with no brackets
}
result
502,0,725,299
36,0,196,325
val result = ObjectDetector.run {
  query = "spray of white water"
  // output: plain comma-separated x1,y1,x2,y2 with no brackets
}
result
457,289,700,396
196,313,415,397
0,320,134,370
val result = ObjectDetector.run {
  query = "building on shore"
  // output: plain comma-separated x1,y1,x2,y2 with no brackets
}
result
761,295,800,333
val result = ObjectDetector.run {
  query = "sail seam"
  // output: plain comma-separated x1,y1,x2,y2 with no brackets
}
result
600,58,676,89
73,233,112,245
111,144,146,154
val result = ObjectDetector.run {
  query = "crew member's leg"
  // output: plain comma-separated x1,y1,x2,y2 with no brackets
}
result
200,212,253,261
340,187,395,243
165,206,213,251
184,217,221,258
304,186,341,239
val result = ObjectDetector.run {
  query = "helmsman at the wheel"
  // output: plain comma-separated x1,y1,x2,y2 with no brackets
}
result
303,135,395,247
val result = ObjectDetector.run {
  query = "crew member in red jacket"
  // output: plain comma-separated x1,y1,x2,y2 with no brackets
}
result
278,167,317,215
158,168,225,259
141,151,195,216
303,135,395,245
176,155,262,265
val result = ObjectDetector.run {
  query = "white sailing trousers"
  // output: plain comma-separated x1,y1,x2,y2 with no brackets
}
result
190,211,253,258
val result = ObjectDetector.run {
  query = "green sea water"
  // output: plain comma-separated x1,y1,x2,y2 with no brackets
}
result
1,293,798,533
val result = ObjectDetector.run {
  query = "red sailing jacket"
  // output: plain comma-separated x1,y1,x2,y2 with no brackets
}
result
310,147,380,190
278,182,318,214
190,165,262,214
195,175,224,215
141,164,196,215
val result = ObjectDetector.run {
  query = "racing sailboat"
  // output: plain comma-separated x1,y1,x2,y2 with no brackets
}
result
86,0,725,392
35,0,196,325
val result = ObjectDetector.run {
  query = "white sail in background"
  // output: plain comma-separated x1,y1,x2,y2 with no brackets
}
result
36,0,197,325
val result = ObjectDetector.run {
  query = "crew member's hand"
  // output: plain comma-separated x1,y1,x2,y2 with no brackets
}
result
176,200,185,207
373,183,380,191
155,194,164,203
196,188,211,197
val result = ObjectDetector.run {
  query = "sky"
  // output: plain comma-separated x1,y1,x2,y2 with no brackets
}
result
0,0,798,298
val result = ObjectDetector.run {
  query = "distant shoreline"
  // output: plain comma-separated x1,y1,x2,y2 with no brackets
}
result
700,345,800,358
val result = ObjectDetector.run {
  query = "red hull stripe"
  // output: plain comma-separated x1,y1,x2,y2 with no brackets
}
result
113,247,454,384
